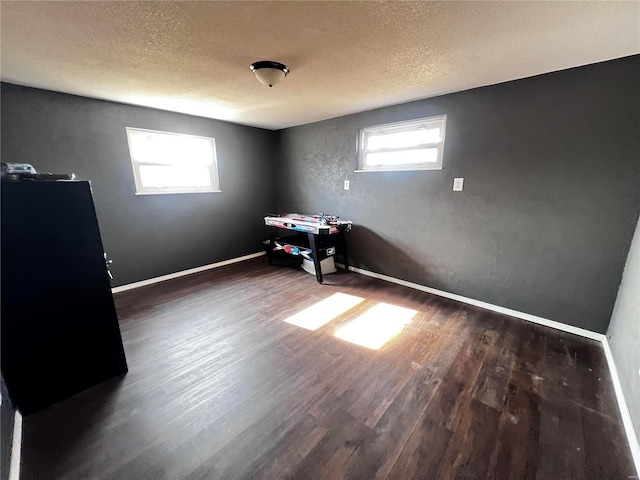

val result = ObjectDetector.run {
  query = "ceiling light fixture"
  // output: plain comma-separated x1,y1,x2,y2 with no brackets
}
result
250,61,290,88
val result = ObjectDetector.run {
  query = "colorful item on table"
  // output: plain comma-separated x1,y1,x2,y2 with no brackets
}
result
264,213,352,235
273,241,312,260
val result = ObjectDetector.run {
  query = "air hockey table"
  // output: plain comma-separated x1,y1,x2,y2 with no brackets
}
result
264,213,351,284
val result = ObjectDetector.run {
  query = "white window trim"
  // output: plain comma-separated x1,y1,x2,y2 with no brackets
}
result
126,127,221,195
356,115,447,172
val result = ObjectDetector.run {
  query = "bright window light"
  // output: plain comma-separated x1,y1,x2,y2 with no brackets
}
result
126,127,220,195
334,303,416,350
138,165,213,189
357,115,446,172
367,128,441,150
365,148,438,166
283,292,365,331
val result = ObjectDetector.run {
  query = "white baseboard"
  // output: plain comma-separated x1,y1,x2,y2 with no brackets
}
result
335,263,604,341
111,251,266,294
602,338,640,476
9,410,22,480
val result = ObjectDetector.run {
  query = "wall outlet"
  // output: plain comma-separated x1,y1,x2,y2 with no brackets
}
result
344,180,350,190
453,178,464,191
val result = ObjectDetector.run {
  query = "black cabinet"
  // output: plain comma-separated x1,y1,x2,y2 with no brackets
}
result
1,181,128,415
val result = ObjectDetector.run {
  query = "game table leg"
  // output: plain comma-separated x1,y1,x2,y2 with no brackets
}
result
267,230,276,266
307,233,323,284
340,231,349,271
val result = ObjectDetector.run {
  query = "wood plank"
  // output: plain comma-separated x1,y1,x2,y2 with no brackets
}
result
489,382,541,479
472,327,517,411
536,332,586,480
385,416,454,480
436,399,502,479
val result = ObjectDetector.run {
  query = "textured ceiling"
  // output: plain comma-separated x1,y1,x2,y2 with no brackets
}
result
1,1,639,130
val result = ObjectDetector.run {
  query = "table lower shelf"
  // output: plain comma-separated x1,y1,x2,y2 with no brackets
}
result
265,231,348,283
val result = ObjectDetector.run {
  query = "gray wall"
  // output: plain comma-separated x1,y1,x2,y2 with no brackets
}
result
1,83,276,287
276,55,640,333
608,213,640,439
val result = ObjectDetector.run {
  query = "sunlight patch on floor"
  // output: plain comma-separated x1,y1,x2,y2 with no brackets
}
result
333,302,416,350
283,292,365,331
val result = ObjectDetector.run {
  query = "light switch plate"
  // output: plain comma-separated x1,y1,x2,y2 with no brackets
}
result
453,178,464,191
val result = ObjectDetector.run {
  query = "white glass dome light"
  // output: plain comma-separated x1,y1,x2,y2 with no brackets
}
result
250,61,290,88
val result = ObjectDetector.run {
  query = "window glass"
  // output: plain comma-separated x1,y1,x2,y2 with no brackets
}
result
126,128,220,195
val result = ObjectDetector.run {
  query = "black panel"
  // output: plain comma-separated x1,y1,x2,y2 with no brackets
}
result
1,181,128,415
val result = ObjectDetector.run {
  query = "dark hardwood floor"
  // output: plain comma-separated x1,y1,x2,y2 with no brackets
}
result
20,258,635,479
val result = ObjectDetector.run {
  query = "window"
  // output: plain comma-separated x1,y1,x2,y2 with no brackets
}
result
126,127,220,195
357,115,446,172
